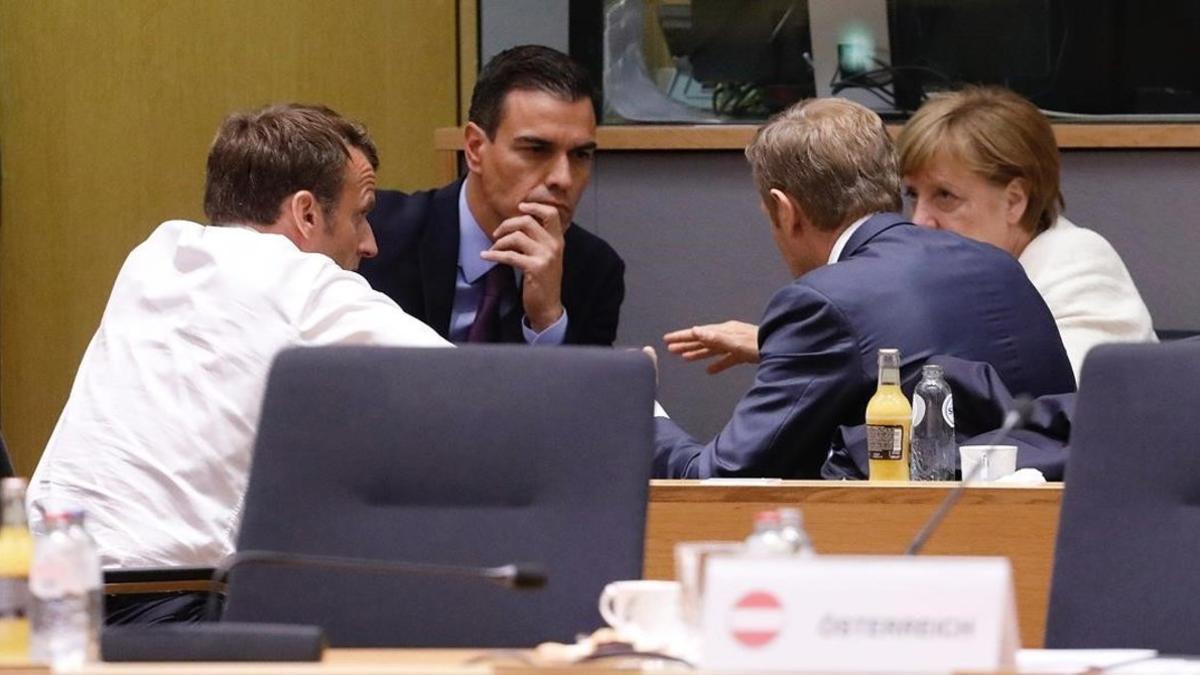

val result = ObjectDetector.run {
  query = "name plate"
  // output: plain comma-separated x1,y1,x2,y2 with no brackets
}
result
701,555,1018,672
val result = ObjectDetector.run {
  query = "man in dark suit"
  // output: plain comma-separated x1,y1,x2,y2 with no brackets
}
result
359,45,624,345
655,98,1075,479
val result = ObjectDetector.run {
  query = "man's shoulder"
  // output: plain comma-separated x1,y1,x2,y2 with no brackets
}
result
374,181,459,219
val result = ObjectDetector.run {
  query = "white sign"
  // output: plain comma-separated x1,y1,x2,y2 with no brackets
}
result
701,555,1019,672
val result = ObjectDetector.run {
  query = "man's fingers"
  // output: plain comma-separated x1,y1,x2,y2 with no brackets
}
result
493,217,553,245
518,201,565,234
663,327,699,343
479,248,531,269
665,339,704,354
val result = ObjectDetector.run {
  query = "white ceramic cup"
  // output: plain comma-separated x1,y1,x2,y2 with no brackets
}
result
598,579,684,650
959,444,1018,481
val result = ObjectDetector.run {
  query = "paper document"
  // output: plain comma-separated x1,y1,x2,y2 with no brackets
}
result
1017,649,1158,673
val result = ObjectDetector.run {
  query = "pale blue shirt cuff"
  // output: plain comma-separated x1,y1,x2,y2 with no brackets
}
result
521,308,568,345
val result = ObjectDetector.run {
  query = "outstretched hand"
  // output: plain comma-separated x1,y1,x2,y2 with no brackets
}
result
663,320,760,375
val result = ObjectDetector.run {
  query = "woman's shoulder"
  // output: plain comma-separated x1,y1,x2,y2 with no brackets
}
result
1022,216,1126,268
1039,216,1121,253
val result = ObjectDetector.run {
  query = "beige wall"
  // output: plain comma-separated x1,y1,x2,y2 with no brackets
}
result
0,0,460,473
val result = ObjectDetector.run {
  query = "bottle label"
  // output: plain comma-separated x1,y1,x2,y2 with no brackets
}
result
0,577,29,618
943,394,955,428
911,395,925,426
867,424,905,461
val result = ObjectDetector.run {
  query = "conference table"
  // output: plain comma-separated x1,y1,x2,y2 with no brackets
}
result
0,648,1100,674
85,480,1063,671
643,480,1063,649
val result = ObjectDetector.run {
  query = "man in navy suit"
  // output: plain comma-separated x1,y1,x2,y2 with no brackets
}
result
359,45,624,345
656,98,1075,479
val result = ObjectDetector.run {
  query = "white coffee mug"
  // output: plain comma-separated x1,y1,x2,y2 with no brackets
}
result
959,444,1018,481
598,579,684,650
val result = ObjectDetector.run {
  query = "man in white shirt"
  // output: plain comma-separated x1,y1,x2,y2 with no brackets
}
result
29,104,449,620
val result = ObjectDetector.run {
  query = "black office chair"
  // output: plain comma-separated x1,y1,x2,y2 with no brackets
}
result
1045,340,1200,653
220,345,656,647
1154,328,1200,342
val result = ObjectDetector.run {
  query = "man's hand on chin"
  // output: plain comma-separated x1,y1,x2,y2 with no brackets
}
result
480,201,566,332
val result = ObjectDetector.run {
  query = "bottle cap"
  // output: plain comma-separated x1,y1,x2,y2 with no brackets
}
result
921,364,944,378
754,510,781,525
878,348,901,368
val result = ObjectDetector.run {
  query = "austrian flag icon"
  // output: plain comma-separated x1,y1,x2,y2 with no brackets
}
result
730,590,785,648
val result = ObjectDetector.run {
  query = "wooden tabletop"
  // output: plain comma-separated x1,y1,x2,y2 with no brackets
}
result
3,648,1087,673
643,480,1063,648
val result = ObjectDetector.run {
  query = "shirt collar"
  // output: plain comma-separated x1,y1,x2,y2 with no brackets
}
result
458,178,497,284
827,214,874,265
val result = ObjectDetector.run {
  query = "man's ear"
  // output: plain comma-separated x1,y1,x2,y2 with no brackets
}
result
1004,178,1030,229
463,122,490,175
285,191,322,241
767,188,802,235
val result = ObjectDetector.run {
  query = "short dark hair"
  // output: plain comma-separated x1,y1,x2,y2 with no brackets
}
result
203,103,379,227
468,45,594,138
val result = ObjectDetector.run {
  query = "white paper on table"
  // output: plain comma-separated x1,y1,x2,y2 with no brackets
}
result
1108,658,1200,674
1017,648,1158,673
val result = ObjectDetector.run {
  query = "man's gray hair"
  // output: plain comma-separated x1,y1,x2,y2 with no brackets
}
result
745,98,901,231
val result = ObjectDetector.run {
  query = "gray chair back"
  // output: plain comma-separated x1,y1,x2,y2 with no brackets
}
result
1045,340,1200,652
223,345,655,647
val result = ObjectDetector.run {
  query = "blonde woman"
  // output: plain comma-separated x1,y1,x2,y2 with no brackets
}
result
898,86,1156,379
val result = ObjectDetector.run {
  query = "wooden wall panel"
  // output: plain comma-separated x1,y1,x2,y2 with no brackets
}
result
0,0,458,473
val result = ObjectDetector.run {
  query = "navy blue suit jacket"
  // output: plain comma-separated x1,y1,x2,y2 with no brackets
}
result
653,214,1076,478
358,180,625,346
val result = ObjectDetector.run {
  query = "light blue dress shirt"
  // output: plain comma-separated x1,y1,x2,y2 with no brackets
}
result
449,180,568,344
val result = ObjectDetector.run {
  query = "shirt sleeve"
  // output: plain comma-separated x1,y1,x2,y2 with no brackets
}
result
653,282,864,478
521,309,569,345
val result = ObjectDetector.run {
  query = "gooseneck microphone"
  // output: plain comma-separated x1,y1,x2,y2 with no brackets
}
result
104,554,546,663
904,395,1035,555
204,550,547,621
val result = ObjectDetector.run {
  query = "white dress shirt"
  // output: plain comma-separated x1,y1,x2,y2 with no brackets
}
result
28,220,449,568
1019,216,1157,380
828,214,871,265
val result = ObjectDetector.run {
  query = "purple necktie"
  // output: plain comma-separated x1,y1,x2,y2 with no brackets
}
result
467,264,515,343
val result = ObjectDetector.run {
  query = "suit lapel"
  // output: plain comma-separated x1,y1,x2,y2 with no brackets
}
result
838,212,911,262
419,180,463,338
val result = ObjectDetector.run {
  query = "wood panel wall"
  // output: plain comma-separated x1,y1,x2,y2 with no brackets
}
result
0,0,459,473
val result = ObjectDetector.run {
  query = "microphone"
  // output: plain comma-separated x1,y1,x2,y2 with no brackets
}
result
104,553,546,663
204,550,547,620
904,394,1034,555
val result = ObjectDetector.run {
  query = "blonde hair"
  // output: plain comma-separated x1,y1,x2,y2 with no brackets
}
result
897,86,1063,234
745,98,901,232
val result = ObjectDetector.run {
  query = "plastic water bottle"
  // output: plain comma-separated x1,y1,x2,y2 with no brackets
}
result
746,509,817,556
910,364,956,480
777,508,816,556
744,510,790,555
30,509,102,669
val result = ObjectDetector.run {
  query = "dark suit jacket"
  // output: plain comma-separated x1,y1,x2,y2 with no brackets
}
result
823,355,1077,480
358,180,626,346
654,213,1076,479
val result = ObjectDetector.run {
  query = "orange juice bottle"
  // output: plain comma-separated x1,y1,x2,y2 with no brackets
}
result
0,478,32,661
866,349,912,481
